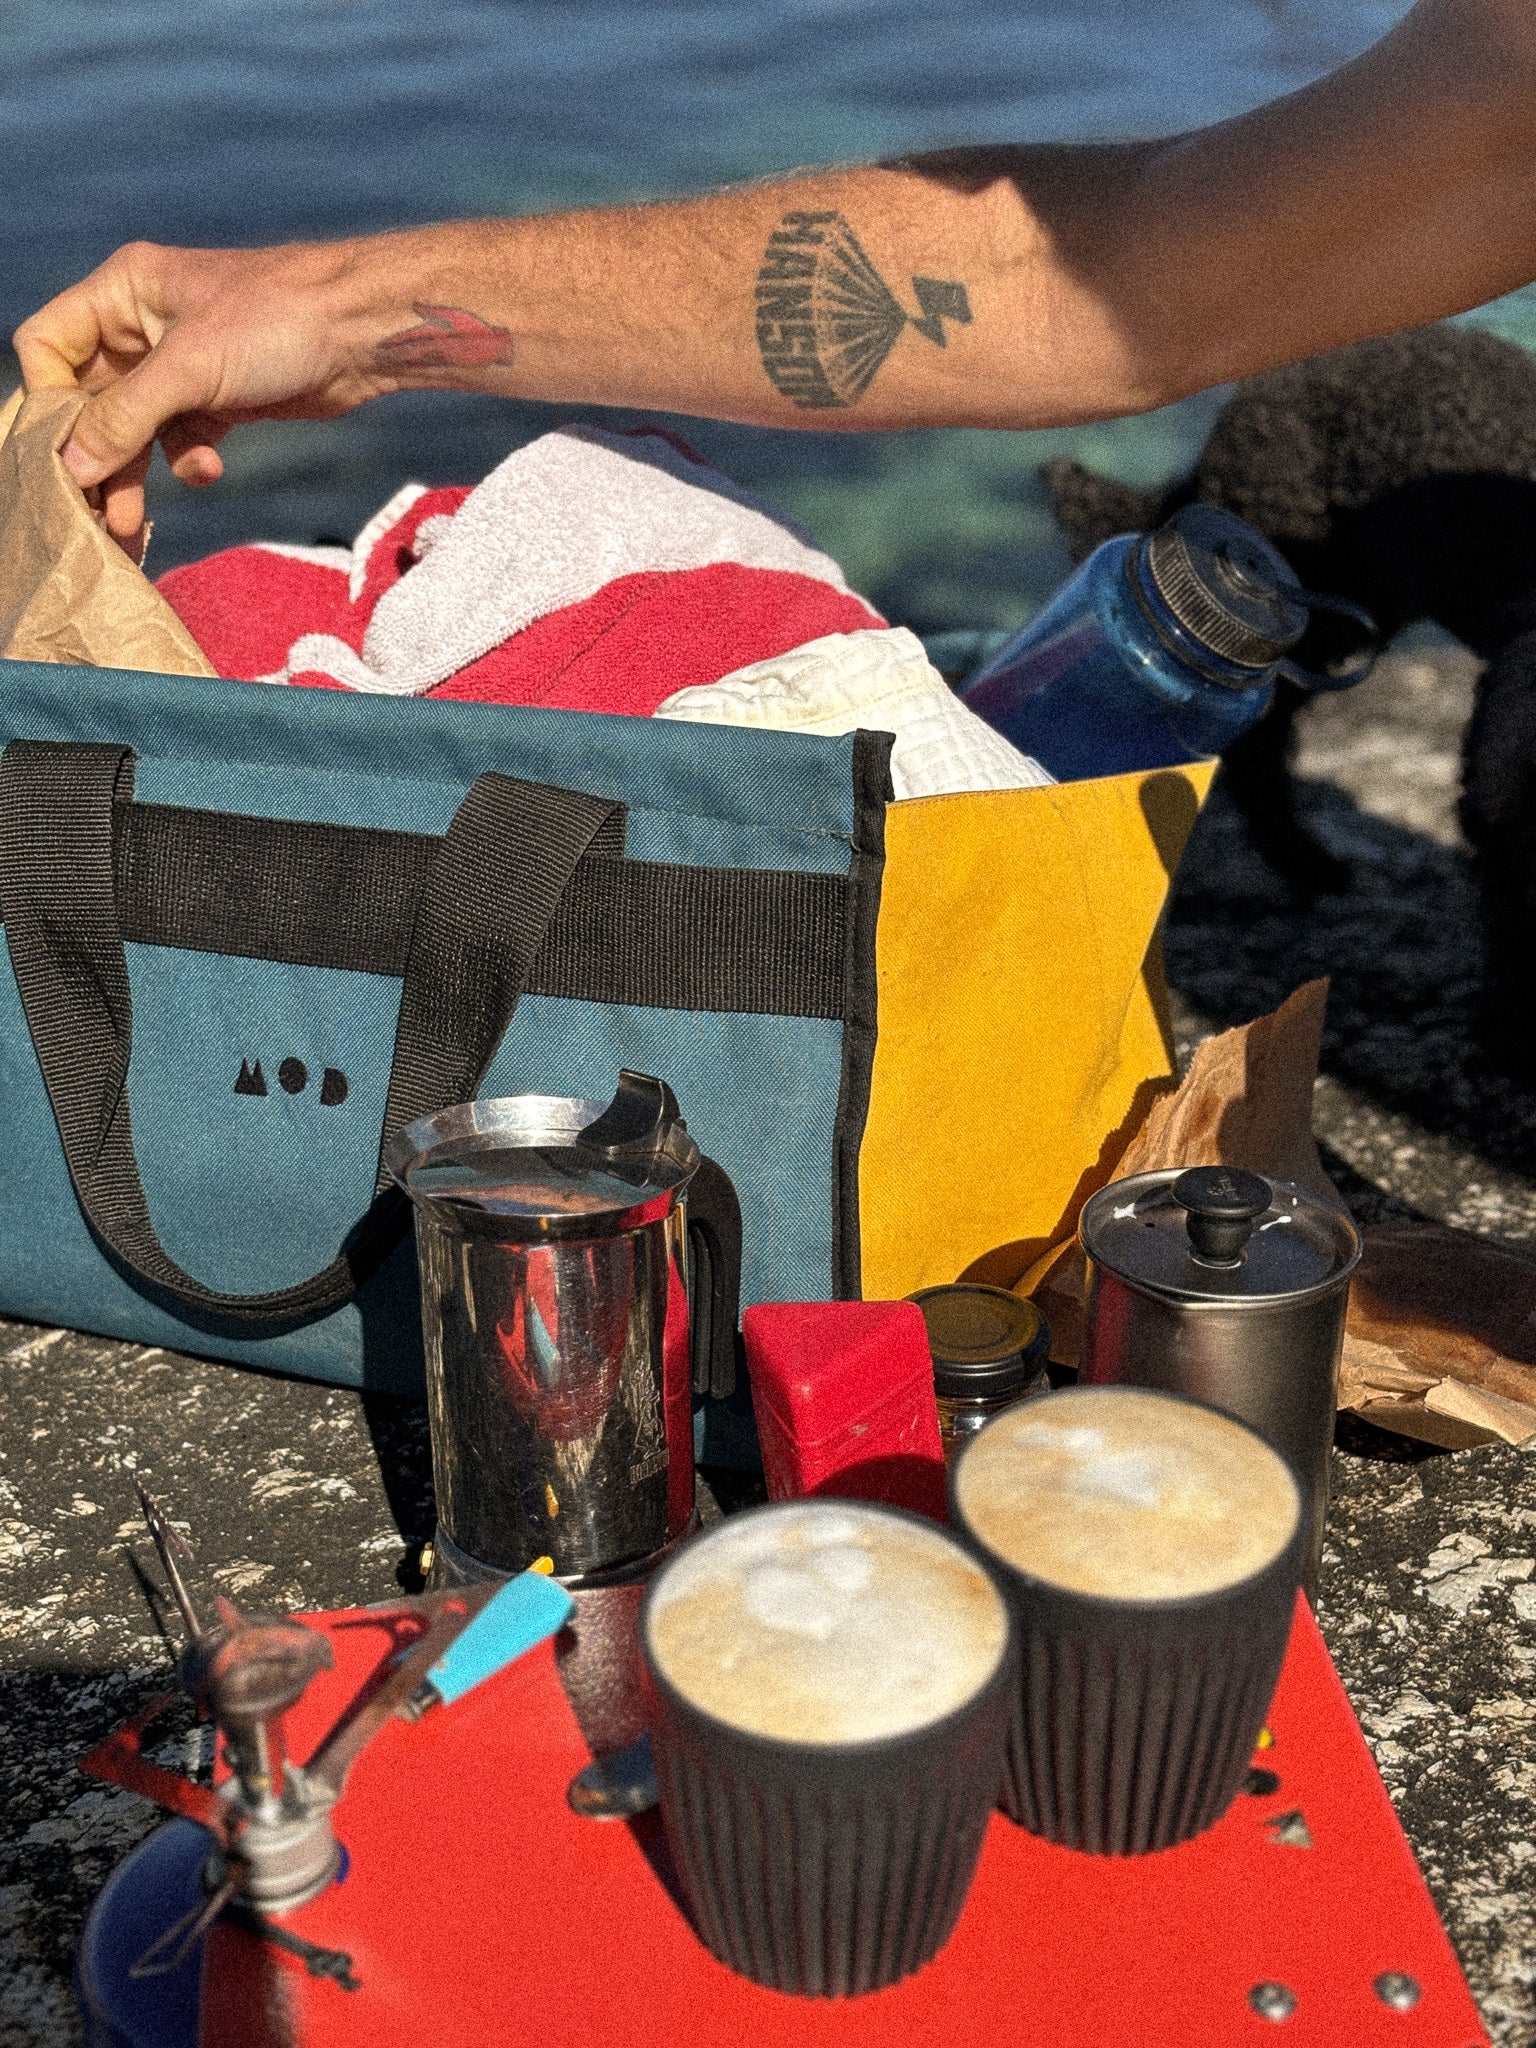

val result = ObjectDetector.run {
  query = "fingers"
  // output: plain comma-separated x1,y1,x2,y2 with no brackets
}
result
13,245,167,390
16,234,379,516
13,285,112,390
167,444,225,489
159,411,228,488
14,247,213,489
58,331,221,490
12,326,86,392
99,447,152,553
76,418,220,565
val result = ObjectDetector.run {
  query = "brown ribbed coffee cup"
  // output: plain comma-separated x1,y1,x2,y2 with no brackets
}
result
640,1500,1015,1996
950,1384,1303,1856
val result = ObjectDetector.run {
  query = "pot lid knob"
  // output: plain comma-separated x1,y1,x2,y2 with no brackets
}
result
1171,1165,1272,1265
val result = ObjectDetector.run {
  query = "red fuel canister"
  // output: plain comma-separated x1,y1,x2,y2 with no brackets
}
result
742,1300,947,1519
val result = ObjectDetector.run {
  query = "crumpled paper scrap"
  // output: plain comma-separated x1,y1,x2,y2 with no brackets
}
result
1341,1225,1536,1450
0,385,214,677
1023,977,1536,1452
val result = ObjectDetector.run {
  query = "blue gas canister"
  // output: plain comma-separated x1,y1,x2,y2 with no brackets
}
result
961,504,1374,781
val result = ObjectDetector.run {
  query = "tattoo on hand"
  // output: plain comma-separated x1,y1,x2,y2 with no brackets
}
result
373,303,513,372
755,212,971,409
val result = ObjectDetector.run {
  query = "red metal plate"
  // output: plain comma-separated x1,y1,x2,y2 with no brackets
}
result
200,1596,1487,2048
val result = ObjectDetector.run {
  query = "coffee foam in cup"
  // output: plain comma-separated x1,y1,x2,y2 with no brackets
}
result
954,1386,1299,1603
646,1501,1009,1745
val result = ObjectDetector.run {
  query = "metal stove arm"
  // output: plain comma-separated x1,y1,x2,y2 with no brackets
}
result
306,1572,574,1792
304,1589,490,1794
78,1690,227,1837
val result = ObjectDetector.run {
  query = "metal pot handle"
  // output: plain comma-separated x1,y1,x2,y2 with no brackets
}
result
686,1156,742,1401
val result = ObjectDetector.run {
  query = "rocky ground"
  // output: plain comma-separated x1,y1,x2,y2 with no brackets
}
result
1,629,1534,2044
1168,630,1536,2044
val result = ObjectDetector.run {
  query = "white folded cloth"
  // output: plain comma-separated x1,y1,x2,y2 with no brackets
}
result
653,626,1052,801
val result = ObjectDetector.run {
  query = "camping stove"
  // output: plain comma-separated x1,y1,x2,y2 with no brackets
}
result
76,1485,575,2048
74,1487,1488,2048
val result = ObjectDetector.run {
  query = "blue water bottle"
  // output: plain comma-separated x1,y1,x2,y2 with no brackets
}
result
961,504,1375,780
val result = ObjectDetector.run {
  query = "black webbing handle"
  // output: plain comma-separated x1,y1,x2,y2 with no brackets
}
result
0,741,619,1331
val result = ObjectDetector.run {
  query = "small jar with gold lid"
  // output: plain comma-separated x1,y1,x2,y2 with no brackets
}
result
909,1284,1051,1466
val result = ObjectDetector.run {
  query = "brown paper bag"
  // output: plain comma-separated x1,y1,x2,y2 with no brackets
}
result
0,386,214,678
1102,979,1340,1208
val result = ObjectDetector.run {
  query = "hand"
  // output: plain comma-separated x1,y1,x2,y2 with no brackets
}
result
13,238,398,548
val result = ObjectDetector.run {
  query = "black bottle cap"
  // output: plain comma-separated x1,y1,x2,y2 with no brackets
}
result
909,1285,1051,1398
1171,1165,1273,1265
1141,505,1308,672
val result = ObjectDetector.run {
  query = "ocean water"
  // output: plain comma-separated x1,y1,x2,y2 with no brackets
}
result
5,0,1534,622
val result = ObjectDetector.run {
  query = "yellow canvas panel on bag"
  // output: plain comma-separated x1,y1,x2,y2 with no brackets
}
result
858,761,1214,1300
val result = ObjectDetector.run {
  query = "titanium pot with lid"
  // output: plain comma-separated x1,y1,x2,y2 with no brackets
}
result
385,1071,741,1589
1078,1165,1362,1597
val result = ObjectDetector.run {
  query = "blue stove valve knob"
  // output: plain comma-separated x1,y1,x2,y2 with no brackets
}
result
419,1571,575,1711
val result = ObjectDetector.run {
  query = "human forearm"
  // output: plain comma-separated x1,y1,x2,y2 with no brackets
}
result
19,0,1536,549
10,160,1157,546
251,163,1162,435
870,0,1536,415
299,0,1536,433
1116,0,1536,392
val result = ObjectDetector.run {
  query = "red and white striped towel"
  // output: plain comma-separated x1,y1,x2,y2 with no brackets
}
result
157,420,1049,797
156,424,883,711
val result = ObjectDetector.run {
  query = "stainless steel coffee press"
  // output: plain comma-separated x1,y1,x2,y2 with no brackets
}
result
386,1071,740,1595
1078,1165,1361,1597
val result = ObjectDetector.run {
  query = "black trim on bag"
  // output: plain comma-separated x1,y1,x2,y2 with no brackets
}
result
829,730,893,1299
98,800,851,1020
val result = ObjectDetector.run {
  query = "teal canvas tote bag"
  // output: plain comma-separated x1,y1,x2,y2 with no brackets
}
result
0,656,888,1405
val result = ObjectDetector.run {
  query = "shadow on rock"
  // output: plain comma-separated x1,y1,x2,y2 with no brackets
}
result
1167,773,1536,1173
359,1393,434,1580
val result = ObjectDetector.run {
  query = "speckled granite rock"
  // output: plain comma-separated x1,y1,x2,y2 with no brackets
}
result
1167,628,1536,2043
3,627,1535,2045
1317,1445,1536,2047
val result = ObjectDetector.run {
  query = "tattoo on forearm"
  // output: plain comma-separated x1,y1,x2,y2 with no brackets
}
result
755,212,971,409
373,303,513,372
